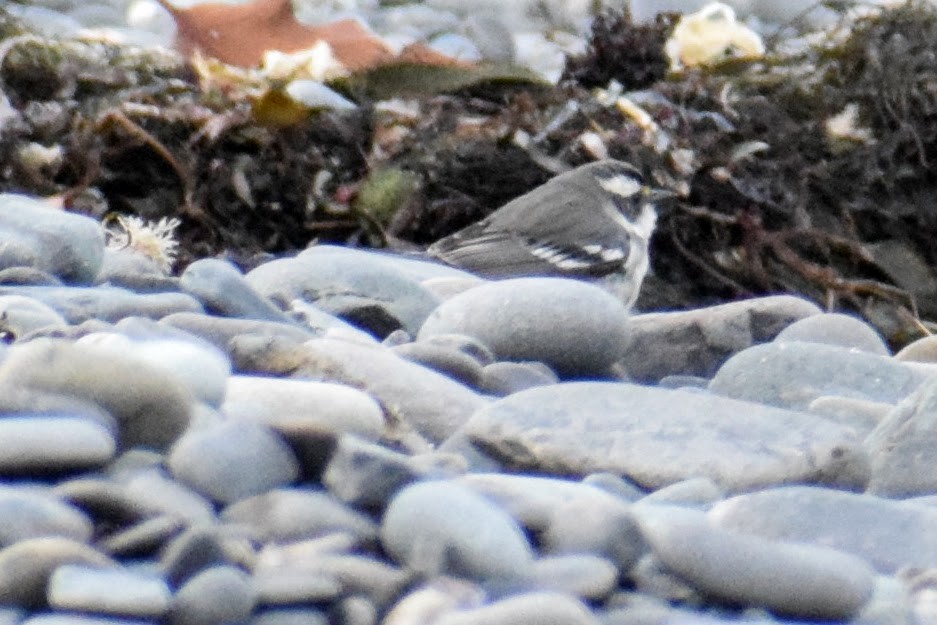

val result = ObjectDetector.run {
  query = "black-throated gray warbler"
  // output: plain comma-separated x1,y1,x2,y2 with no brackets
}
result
428,159,671,308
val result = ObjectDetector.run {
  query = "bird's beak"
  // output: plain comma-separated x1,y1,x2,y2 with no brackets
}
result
643,187,678,203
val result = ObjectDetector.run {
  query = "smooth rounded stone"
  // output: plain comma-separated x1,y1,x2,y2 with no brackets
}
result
0,608,21,625
330,595,377,625
0,286,203,324
807,395,890,435
246,247,440,337
161,312,315,355
21,616,151,625
98,515,186,557
0,487,92,547
773,312,890,355
381,480,535,580
519,555,618,601
222,376,384,441
620,295,821,383
222,488,377,544
391,342,484,387
169,565,257,625
638,477,725,508
54,476,153,527
0,266,63,286
161,525,245,589
434,592,599,625
709,485,937,573
0,295,67,337
0,537,114,608
478,360,559,396
168,421,299,504
233,335,486,443
0,416,115,475
417,333,495,366
0,339,194,451
252,568,342,605
896,334,937,363
48,564,171,617
710,341,922,410
181,258,297,324
383,578,485,625
418,278,630,378
633,505,875,620
0,193,104,284
421,276,486,300
865,374,937,496
540,492,646,573
120,467,215,524
461,382,869,492
458,473,641,533
298,245,477,284
253,552,410,608
323,435,461,509
251,608,328,625
77,333,231,407
582,473,647,502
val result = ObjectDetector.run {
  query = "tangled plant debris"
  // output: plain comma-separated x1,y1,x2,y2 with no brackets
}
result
2,2,937,345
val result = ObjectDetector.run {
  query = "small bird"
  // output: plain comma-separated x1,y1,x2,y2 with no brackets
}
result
427,159,672,308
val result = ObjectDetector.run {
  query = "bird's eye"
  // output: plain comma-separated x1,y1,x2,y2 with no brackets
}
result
599,174,643,198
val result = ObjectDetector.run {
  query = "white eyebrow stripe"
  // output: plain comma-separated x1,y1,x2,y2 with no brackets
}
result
599,174,642,198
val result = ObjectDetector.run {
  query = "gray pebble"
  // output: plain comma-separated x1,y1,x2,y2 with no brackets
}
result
434,591,599,625
161,526,243,589
807,395,890,435
541,497,646,573
621,295,821,383
866,374,937,496
478,360,559,396
222,376,384,441
418,278,630,378
710,485,937,573
638,477,724,508
250,608,328,625
0,416,115,475
21,616,151,625
0,193,105,284
97,515,186,558
520,554,619,601
251,569,342,605
323,436,444,509
391,342,484,387
0,338,193,451
221,488,377,544
47,563,171,617
773,312,889,355
160,312,315,356
0,295,67,338
709,341,921,410
181,258,297,324
246,247,440,337
462,382,869,492
169,421,299,504
277,336,486,443
0,285,202,324
633,505,875,620
169,565,257,625
253,553,409,608
381,480,534,580
0,486,92,547
0,537,114,608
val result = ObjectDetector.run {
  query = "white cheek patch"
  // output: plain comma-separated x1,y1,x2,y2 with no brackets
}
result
599,174,642,198
600,247,625,262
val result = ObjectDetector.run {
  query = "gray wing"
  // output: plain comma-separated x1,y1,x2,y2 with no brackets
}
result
428,170,633,278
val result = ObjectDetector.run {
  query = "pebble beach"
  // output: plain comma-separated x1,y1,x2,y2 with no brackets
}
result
0,1,936,625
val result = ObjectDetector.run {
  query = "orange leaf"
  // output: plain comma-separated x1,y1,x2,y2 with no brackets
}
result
156,0,398,71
